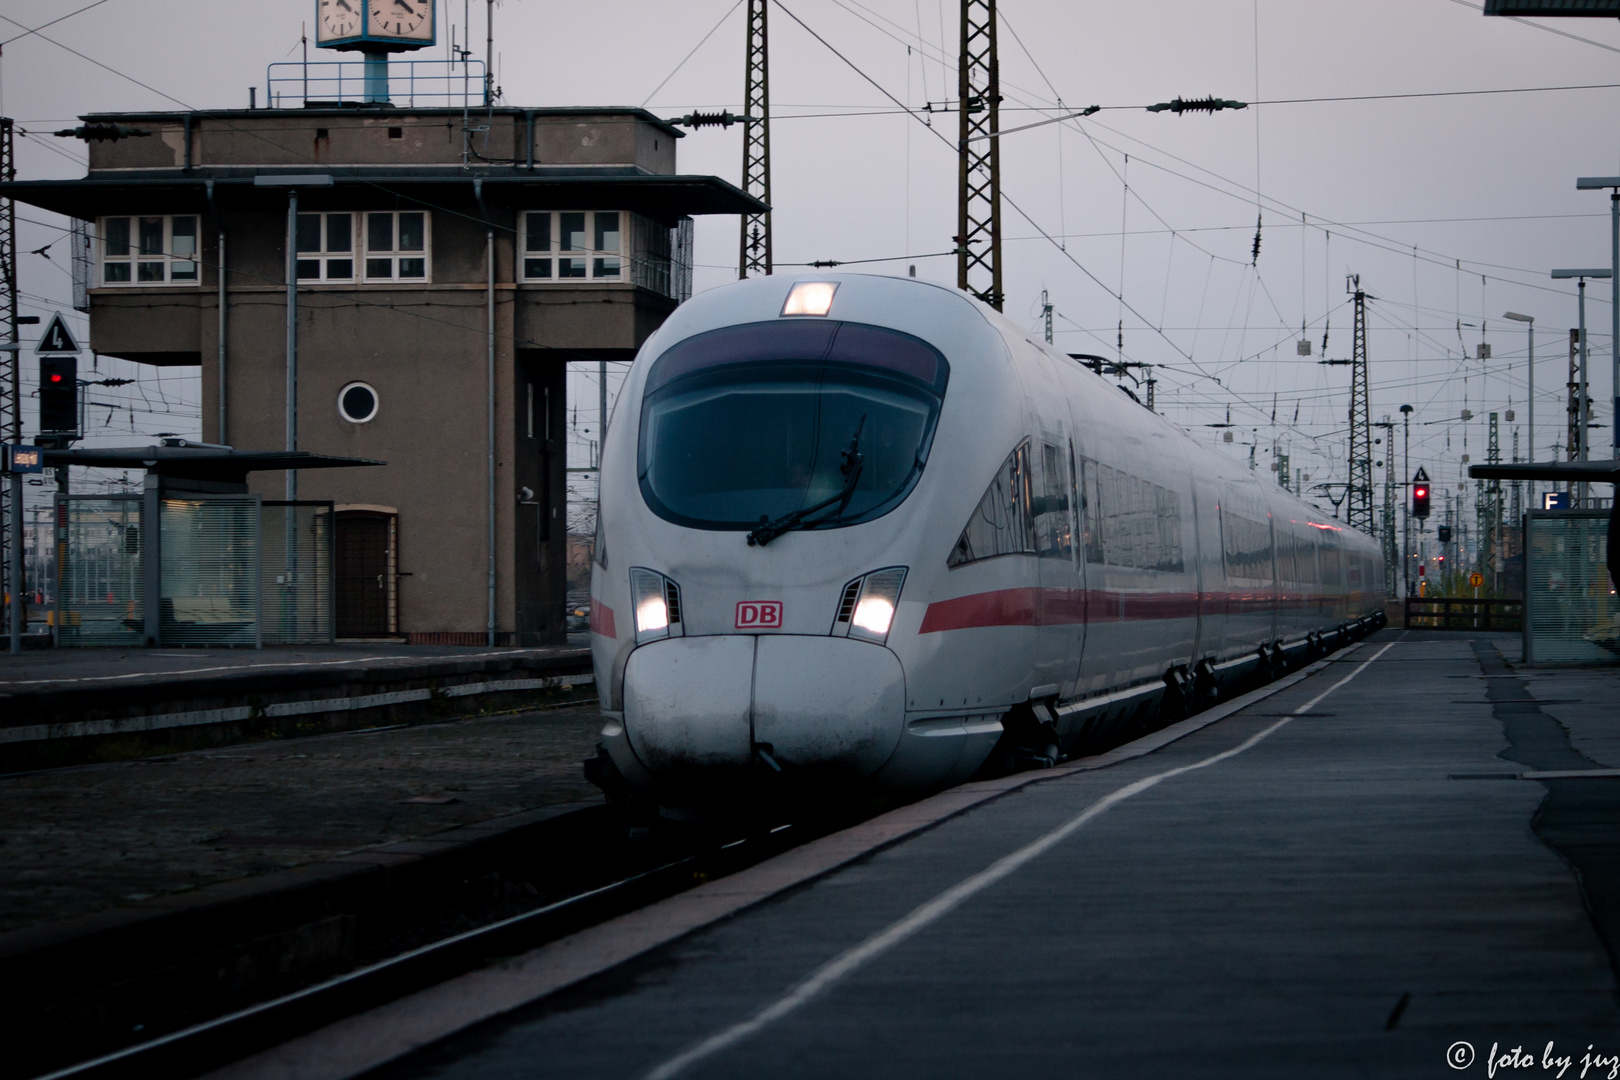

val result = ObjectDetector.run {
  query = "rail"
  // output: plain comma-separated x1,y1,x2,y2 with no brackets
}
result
265,59,488,109
1404,596,1523,632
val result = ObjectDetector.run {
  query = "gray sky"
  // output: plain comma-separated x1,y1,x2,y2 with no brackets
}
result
3,0,1619,515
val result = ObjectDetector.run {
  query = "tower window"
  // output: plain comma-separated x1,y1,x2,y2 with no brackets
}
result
338,381,379,424
520,211,623,283
97,215,199,286
295,212,355,281
362,211,430,282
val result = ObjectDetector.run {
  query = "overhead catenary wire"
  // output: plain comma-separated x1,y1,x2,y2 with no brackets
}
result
7,2,1605,485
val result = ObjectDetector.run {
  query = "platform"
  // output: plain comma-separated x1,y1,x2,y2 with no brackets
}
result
233,629,1620,1080
0,643,593,770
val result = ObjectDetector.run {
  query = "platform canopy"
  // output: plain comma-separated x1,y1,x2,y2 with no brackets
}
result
41,446,383,485
1468,460,1620,482
0,168,764,224
1484,0,1620,13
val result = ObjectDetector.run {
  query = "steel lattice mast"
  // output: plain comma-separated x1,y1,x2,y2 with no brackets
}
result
956,0,1002,310
1479,410,1502,575
1346,281,1374,534
1374,418,1398,596
738,0,771,278
1,117,19,644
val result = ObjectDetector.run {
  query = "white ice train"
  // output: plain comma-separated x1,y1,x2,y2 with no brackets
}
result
588,273,1384,808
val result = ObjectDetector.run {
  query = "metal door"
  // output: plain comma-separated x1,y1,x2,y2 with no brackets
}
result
335,512,390,637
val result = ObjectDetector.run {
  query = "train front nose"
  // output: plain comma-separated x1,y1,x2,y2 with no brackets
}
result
620,636,906,783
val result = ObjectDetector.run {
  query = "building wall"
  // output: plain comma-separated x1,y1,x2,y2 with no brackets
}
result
73,106,700,640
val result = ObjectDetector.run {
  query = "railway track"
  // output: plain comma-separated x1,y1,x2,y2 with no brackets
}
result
18,805,854,1080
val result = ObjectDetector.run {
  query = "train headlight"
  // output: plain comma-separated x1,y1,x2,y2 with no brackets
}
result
782,280,839,317
833,567,907,645
630,567,683,645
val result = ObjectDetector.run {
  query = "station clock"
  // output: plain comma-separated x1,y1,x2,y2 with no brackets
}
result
317,0,435,51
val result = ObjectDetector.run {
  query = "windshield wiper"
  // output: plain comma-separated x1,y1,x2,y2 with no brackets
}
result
747,416,866,547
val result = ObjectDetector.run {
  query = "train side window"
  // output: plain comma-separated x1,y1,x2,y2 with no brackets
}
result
1034,442,1072,560
1085,462,1184,573
1154,485,1185,572
948,439,1035,567
1221,512,1271,580
1075,452,1105,564
1321,542,1343,587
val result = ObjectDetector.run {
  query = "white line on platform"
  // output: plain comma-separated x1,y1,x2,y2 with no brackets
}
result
643,640,1397,1080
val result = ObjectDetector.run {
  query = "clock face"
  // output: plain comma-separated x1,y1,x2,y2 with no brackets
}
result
316,0,362,42
368,0,433,41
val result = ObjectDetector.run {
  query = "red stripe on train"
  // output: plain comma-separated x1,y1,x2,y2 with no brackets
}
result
917,588,1355,633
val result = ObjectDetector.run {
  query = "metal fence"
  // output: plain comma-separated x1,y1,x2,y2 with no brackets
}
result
265,59,488,109
1404,597,1523,632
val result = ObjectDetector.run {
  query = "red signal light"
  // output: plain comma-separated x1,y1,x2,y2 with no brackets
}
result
49,374,62,383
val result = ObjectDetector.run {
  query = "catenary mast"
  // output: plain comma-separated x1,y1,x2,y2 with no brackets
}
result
739,0,771,278
956,0,1002,310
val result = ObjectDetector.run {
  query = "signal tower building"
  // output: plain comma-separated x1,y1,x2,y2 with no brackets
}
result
1,8,761,643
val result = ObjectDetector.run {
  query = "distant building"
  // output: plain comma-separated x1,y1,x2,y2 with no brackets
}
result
4,104,760,643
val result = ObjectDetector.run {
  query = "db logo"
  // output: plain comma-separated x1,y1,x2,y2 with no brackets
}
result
735,601,783,630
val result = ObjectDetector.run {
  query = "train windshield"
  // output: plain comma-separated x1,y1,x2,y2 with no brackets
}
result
637,320,949,533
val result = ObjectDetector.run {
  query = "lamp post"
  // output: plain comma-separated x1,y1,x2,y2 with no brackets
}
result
1575,177,1620,458
1551,269,1610,504
1503,310,1534,504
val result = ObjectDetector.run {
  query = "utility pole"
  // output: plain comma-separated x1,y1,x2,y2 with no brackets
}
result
1,117,20,654
1479,411,1501,582
1573,177,1620,459
1510,426,1522,561
1552,266,1610,503
1041,288,1053,345
956,0,1002,310
1567,327,1581,472
739,0,771,278
1375,419,1397,597
1400,403,1413,597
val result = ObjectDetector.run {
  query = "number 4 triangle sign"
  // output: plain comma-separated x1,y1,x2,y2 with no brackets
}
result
35,312,81,356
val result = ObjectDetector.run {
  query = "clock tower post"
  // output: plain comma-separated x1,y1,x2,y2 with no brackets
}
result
315,0,437,104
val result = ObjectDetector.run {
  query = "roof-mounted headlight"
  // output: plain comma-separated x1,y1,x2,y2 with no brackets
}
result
782,281,838,317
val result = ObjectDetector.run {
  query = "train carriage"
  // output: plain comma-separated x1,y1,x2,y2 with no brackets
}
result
588,273,1384,810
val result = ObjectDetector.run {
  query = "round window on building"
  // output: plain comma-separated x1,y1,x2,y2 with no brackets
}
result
338,382,379,424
